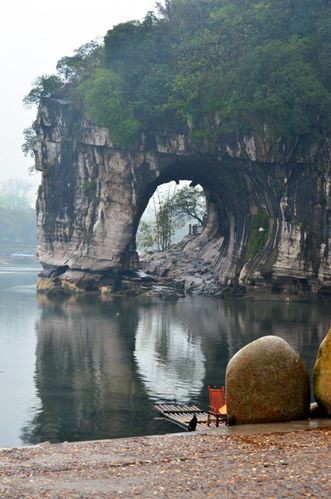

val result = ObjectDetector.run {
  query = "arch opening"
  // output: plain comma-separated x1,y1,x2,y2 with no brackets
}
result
136,180,207,255
128,158,244,296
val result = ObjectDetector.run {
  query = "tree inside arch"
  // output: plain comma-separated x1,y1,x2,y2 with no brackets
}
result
137,181,206,253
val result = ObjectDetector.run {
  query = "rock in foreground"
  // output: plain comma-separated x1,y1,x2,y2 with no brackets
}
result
314,326,331,416
225,335,310,424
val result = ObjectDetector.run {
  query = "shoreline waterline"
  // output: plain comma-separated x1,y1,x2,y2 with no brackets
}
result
1,416,331,452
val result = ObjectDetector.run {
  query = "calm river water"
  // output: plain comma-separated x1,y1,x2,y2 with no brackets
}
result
0,267,329,447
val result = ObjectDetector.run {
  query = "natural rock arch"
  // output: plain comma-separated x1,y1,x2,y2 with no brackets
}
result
133,160,225,252
35,99,331,299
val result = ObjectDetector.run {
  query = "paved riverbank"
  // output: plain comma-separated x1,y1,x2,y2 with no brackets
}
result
0,422,330,498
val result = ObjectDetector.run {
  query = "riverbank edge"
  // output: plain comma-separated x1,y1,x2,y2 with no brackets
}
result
1,416,330,452
0,418,330,498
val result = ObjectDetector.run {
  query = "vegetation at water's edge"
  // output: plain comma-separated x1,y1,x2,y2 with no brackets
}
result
24,0,331,149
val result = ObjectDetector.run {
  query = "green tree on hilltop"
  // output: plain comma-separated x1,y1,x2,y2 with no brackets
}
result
24,0,331,148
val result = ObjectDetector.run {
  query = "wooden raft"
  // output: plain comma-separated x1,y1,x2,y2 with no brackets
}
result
154,404,221,431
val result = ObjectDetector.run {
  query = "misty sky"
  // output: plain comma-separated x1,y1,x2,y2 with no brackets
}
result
0,0,157,189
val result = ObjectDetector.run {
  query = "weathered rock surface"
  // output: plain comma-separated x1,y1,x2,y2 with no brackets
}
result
225,335,310,424
313,326,331,415
140,236,249,297
34,98,331,299
36,267,183,301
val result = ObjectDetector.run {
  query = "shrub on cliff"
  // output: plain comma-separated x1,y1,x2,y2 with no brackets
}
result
25,0,331,148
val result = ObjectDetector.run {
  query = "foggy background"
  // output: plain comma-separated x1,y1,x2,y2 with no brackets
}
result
0,0,157,196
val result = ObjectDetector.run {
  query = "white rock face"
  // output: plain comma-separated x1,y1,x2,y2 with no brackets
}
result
35,98,331,298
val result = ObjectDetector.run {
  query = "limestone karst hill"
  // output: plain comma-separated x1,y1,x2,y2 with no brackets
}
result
27,0,331,300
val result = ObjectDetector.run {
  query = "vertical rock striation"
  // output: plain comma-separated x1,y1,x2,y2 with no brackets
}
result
34,98,331,299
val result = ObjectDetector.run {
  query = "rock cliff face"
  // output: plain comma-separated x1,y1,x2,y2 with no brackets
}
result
35,98,331,299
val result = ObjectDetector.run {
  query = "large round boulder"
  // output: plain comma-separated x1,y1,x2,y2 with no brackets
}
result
225,335,310,425
313,326,331,416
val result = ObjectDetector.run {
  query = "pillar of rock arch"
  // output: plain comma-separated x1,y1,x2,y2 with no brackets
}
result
34,98,331,299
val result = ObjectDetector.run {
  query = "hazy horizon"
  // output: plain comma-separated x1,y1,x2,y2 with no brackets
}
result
0,0,157,196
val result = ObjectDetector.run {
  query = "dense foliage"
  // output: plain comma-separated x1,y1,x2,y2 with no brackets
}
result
25,0,331,147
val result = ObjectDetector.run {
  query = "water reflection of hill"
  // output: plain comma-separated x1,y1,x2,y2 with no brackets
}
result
134,308,206,403
21,296,171,444
142,298,329,407
21,295,329,444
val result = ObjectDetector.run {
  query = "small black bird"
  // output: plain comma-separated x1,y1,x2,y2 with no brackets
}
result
188,413,197,432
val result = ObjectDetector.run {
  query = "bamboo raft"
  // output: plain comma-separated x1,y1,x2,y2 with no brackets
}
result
154,404,226,431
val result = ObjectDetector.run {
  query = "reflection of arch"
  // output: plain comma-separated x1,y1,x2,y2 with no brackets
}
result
21,296,155,444
134,308,206,403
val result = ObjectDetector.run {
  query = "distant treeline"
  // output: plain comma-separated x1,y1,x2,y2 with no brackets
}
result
24,0,331,150
0,179,36,256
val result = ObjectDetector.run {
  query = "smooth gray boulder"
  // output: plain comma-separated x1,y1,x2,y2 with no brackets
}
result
225,335,310,424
